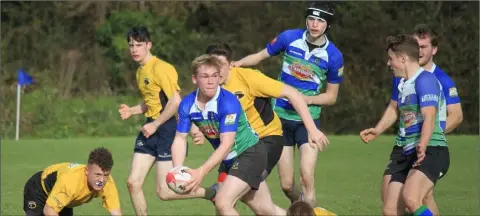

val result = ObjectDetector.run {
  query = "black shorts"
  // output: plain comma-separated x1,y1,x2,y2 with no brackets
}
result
261,135,284,176
384,145,450,184
280,118,321,147
218,140,268,190
23,171,73,216
134,117,177,161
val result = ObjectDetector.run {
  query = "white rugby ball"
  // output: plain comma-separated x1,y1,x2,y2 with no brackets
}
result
166,166,192,194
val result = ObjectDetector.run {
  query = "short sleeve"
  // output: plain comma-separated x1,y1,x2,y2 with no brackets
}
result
326,53,344,84
176,97,192,133
391,77,401,101
266,31,289,56
219,94,243,133
45,178,74,213
153,63,181,99
415,73,441,108
437,74,461,105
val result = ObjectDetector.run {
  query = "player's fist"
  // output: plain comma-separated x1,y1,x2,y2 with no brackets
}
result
230,61,242,68
119,104,132,120
190,125,205,145
192,131,205,145
141,122,159,138
308,129,329,152
359,128,380,144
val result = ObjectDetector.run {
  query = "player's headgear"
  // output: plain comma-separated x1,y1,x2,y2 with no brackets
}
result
305,2,335,32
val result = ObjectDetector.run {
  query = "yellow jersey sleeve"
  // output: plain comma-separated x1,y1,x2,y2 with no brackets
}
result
99,176,121,211
45,177,74,213
153,63,181,99
241,68,284,98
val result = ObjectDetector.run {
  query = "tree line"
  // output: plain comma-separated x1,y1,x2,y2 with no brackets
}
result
1,1,478,138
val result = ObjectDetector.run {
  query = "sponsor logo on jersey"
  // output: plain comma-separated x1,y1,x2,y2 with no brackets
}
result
338,66,344,77
198,122,219,139
225,114,237,125
421,94,439,103
449,87,458,97
403,111,417,128
289,62,314,81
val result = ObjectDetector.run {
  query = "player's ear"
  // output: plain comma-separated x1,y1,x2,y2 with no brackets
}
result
432,46,438,56
192,74,198,85
146,42,152,50
84,166,89,176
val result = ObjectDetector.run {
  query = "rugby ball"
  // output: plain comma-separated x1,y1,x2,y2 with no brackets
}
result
166,166,192,194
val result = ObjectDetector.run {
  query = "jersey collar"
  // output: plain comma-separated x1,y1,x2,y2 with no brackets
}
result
194,86,221,110
427,63,437,73
398,67,425,95
302,29,329,50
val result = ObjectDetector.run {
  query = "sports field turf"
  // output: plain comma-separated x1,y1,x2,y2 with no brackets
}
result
1,135,478,215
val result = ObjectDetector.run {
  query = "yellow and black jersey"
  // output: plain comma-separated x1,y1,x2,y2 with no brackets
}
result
222,67,284,138
136,56,181,119
40,163,120,213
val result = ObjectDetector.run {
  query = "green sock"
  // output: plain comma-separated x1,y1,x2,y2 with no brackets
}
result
203,187,216,200
413,205,433,216
404,212,413,216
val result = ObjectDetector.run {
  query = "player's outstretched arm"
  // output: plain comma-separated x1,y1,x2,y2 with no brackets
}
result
232,49,270,67
303,83,339,106
280,85,329,149
360,99,398,143
171,132,189,167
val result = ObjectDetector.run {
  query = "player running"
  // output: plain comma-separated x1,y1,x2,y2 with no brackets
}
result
118,26,210,215
171,54,328,216
202,42,333,215
231,2,344,206
23,147,122,216
360,34,449,216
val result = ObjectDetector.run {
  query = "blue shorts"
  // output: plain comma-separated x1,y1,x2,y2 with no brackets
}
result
280,118,321,147
133,117,177,161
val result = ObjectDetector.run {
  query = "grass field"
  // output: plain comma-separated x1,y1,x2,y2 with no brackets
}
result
1,135,478,215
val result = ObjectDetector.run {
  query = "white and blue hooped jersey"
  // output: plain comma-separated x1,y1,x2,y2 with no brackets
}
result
266,28,344,121
177,87,259,165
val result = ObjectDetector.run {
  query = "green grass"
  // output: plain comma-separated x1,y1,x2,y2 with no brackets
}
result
1,135,478,215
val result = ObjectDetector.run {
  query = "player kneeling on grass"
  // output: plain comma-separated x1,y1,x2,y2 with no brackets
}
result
360,34,449,216
170,54,328,216
23,147,122,216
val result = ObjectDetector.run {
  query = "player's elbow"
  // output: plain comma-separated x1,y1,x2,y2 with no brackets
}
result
325,94,337,105
456,110,464,124
172,92,181,107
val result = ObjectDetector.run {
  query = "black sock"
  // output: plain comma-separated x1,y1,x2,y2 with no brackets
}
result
203,187,216,200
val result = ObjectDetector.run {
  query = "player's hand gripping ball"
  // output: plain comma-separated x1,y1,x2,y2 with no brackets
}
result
166,166,192,194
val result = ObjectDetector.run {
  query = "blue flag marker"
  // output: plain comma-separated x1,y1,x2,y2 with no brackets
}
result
17,69,32,86
16,69,33,141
